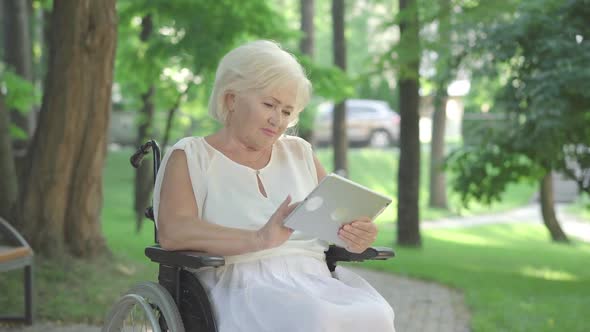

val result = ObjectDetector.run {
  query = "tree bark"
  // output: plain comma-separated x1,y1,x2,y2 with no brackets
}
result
397,0,421,247
134,14,155,233
540,172,569,243
0,1,4,59
332,0,348,176
135,87,155,233
0,93,18,221
428,0,450,209
300,0,314,57
3,0,35,149
429,91,448,208
17,0,117,258
298,0,315,142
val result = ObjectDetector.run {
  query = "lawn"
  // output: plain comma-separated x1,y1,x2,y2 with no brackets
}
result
366,223,590,332
9,146,583,331
567,194,590,221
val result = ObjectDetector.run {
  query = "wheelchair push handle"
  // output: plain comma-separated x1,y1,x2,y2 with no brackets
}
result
130,140,162,184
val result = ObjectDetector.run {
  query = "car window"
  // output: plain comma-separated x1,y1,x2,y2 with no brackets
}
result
348,106,378,117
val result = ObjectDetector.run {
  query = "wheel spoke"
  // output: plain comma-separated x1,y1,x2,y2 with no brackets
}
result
103,282,184,332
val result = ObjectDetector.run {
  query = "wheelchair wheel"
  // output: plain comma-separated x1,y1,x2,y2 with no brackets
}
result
103,281,185,332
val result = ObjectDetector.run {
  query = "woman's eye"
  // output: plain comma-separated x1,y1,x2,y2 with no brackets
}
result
263,103,274,108
282,110,292,116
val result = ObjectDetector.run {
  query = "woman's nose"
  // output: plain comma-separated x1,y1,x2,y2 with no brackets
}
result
268,108,280,127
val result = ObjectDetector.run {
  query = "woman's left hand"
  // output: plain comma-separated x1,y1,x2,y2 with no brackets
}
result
337,217,378,254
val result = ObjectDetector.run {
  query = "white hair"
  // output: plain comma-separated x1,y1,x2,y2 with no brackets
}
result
208,40,312,126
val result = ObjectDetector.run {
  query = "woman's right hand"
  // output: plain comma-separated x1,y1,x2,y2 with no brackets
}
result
255,195,299,251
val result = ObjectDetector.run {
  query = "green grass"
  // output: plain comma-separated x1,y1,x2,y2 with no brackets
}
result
1,148,158,325
0,146,547,328
0,256,155,324
364,223,590,332
566,194,590,222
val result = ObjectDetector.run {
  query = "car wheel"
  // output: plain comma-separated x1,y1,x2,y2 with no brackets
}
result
369,130,392,148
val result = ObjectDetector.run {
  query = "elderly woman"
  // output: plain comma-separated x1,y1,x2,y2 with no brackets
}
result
153,40,395,332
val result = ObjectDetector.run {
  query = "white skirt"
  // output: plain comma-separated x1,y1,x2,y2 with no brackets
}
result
194,254,395,332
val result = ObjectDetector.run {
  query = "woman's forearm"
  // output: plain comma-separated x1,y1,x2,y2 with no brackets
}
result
157,216,262,256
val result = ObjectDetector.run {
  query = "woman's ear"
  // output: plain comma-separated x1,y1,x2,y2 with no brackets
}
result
224,92,236,113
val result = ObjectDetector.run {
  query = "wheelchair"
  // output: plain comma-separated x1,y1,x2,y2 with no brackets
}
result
102,140,395,332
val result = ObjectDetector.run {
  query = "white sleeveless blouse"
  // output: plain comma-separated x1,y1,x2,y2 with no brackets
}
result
153,135,329,263
152,135,396,332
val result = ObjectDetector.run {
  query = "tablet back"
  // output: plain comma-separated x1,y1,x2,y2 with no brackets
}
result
284,173,391,247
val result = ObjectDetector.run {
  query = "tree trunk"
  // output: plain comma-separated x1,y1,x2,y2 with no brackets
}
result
0,93,18,221
429,90,448,208
135,87,155,233
0,1,4,59
17,0,117,258
3,0,35,149
332,0,348,176
134,14,155,233
40,8,52,88
32,4,50,88
397,0,421,247
298,0,315,142
428,0,450,209
540,172,569,243
300,0,314,56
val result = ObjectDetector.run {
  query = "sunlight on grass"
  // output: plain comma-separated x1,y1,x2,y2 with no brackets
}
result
520,266,579,281
428,231,503,246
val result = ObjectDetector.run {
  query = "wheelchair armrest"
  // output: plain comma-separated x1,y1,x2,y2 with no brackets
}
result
325,245,395,265
145,245,225,269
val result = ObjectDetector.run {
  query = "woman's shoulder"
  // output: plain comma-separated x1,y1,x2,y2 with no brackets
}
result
278,135,312,150
168,136,215,169
276,135,314,160
170,136,203,150
166,137,212,160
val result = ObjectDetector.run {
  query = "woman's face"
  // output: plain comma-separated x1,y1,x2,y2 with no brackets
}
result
226,85,298,149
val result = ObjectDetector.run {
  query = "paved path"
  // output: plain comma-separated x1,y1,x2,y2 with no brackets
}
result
350,267,470,332
3,204,587,332
422,203,590,243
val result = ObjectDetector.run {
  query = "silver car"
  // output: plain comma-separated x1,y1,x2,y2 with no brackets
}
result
312,99,400,148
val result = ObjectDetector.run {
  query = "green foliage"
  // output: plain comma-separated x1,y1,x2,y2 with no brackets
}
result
32,0,52,10
447,0,590,204
0,65,40,139
298,55,354,103
115,0,293,141
0,68,39,114
114,0,362,143
447,143,542,205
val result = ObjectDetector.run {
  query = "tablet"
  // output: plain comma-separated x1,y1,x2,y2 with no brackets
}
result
284,173,392,247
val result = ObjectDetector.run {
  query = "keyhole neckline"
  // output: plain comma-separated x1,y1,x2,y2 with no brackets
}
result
201,136,275,174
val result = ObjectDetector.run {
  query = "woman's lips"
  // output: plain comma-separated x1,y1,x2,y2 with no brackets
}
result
261,128,276,137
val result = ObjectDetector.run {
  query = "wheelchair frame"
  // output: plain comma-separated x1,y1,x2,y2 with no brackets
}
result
103,139,395,332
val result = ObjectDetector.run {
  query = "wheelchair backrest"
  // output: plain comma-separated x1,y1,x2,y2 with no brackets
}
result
130,139,162,242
